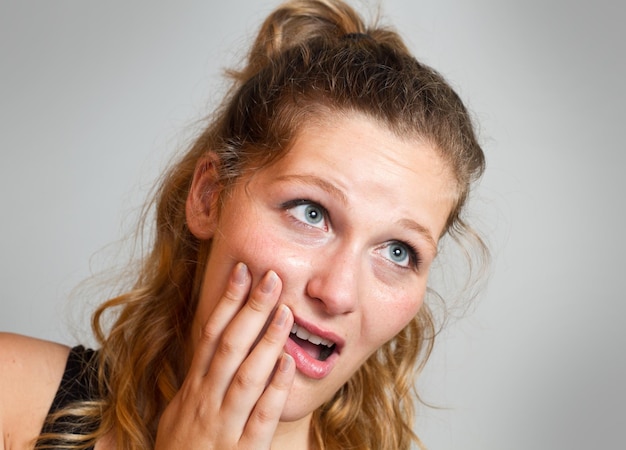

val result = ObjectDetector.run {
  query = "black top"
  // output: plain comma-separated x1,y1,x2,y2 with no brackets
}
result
39,345,100,449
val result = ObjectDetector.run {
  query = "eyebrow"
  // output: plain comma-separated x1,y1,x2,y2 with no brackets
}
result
398,218,438,255
274,174,348,205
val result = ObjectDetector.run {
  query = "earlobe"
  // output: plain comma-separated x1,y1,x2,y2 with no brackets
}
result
186,154,221,240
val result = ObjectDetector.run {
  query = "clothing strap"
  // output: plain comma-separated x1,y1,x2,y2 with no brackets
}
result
38,345,100,449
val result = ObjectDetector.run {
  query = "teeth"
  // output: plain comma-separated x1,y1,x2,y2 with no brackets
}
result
290,323,334,348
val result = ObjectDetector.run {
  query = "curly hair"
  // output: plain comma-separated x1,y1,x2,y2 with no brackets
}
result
36,1,486,449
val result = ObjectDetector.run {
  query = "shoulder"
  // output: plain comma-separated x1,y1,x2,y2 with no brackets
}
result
0,332,70,450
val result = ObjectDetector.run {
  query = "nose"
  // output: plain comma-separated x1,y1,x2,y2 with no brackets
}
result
305,243,360,315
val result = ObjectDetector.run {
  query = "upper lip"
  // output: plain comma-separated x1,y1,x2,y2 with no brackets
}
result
290,314,345,352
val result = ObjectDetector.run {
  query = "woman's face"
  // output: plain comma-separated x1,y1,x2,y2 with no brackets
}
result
190,112,455,423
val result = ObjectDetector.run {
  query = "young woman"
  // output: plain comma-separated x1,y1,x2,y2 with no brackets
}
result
0,0,486,449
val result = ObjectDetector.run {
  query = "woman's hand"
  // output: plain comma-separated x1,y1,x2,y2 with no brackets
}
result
155,263,295,450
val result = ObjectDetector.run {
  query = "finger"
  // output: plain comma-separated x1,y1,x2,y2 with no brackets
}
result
203,270,283,400
241,353,296,447
220,304,293,422
188,262,251,379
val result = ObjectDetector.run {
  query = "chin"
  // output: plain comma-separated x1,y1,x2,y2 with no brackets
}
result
279,376,336,423
280,391,315,423
279,408,310,423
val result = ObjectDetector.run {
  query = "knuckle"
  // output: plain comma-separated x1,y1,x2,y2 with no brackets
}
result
233,369,262,391
200,321,221,345
252,405,276,425
261,328,282,346
215,334,239,357
271,373,292,391
246,294,267,313
221,286,242,304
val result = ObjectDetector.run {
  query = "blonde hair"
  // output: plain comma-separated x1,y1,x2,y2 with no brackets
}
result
36,1,485,449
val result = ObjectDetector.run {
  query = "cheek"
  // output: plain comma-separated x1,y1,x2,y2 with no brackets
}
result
233,204,320,277
363,283,426,347
218,218,305,285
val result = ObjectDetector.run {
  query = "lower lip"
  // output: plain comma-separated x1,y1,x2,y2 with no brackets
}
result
284,336,338,379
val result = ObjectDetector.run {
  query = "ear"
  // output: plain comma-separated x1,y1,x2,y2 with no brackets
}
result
186,153,221,240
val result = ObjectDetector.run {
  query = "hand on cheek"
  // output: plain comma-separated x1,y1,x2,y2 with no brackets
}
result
155,263,295,449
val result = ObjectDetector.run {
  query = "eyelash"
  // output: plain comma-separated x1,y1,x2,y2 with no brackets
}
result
281,198,421,270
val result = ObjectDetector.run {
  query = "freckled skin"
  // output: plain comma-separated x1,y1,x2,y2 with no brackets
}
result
190,113,455,430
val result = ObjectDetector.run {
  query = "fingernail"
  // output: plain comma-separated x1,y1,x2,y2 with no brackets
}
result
280,353,293,372
275,304,290,326
261,270,278,293
233,262,248,285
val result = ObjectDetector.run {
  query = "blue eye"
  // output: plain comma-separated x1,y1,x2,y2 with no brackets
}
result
287,201,327,229
383,241,417,268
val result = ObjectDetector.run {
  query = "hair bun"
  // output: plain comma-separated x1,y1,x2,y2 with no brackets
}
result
239,0,366,81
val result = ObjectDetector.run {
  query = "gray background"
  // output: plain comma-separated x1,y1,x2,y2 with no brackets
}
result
1,1,624,449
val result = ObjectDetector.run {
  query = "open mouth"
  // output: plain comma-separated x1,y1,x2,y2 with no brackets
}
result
289,323,336,361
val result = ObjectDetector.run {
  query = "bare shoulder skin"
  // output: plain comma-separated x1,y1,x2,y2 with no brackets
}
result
0,333,70,450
